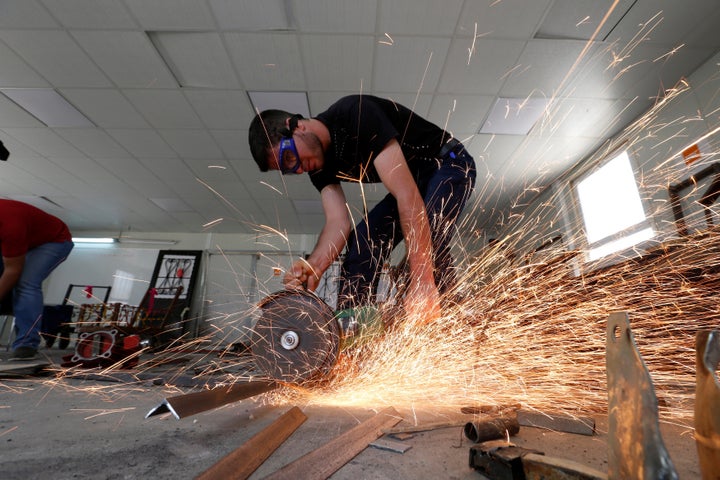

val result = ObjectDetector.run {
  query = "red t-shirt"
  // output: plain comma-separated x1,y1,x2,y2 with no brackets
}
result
0,200,72,257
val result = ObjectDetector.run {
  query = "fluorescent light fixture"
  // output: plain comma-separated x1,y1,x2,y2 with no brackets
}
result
72,237,117,244
248,91,310,117
0,88,94,128
480,97,550,135
118,237,178,245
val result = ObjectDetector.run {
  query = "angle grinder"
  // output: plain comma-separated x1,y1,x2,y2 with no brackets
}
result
251,289,386,384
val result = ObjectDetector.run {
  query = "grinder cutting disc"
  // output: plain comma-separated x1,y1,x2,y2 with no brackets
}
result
252,290,340,384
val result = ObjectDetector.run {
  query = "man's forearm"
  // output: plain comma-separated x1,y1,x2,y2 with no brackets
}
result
307,223,350,276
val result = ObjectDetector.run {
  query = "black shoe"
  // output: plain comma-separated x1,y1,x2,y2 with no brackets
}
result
10,346,38,361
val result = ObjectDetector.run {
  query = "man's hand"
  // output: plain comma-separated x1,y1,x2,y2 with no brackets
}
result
283,258,321,291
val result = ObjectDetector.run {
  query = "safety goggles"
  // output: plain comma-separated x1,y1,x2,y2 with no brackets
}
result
278,137,301,174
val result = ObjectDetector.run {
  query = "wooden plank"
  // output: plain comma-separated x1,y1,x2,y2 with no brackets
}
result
264,406,402,480
196,406,307,480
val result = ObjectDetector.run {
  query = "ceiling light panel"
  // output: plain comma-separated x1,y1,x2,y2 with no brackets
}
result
480,97,551,135
0,88,94,127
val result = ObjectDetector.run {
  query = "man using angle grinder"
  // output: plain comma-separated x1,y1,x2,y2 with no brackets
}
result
248,95,476,324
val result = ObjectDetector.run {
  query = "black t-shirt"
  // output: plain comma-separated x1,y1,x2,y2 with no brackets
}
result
310,95,451,192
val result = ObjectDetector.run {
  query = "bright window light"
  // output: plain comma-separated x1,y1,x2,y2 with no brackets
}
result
587,227,655,261
576,150,654,260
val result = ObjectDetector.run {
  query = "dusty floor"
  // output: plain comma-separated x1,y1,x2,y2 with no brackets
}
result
0,345,702,480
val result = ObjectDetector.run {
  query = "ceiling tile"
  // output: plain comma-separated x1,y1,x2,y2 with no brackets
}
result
209,0,288,31
72,31,177,88
124,89,203,128
139,157,196,182
535,0,633,41
437,38,526,94
52,156,117,181
500,39,590,97
428,94,495,135
158,129,224,158
373,36,450,92
123,0,216,30
0,94,45,127
1,127,85,157
378,0,463,36
457,0,554,39
40,0,138,29
54,128,129,158
0,30,111,87
106,129,177,158
292,0,377,34
0,42,50,88
0,0,58,28
225,32,306,90
211,130,250,160
185,90,254,130
150,32,240,89
59,89,150,128
301,35,374,91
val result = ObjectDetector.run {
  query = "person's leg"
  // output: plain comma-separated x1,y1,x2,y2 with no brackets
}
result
422,151,476,295
337,194,402,309
12,241,74,352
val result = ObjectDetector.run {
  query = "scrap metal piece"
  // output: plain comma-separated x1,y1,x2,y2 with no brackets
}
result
469,441,607,480
695,330,720,479
196,406,306,480
252,290,340,384
606,312,678,479
145,380,276,419
264,406,402,480
463,416,520,443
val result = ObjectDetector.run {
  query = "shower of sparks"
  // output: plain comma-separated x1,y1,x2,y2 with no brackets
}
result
2,11,717,431
379,33,394,46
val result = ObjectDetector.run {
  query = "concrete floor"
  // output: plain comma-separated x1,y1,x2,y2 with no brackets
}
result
0,345,703,479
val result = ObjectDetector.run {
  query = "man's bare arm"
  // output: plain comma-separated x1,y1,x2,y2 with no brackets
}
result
373,139,440,317
284,184,352,290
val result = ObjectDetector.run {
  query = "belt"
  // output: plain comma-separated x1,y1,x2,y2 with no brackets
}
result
438,137,463,158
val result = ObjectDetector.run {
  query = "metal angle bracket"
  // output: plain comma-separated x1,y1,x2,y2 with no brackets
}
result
605,312,678,479
695,329,720,478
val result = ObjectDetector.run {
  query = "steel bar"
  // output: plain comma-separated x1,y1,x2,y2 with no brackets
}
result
195,406,307,480
695,330,720,479
263,406,402,480
606,312,678,479
145,380,277,419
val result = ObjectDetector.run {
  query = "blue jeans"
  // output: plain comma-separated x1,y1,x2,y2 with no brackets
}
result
337,149,476,309
1,241,74,350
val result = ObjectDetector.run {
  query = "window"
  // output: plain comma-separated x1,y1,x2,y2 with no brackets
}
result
576,150,654,261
